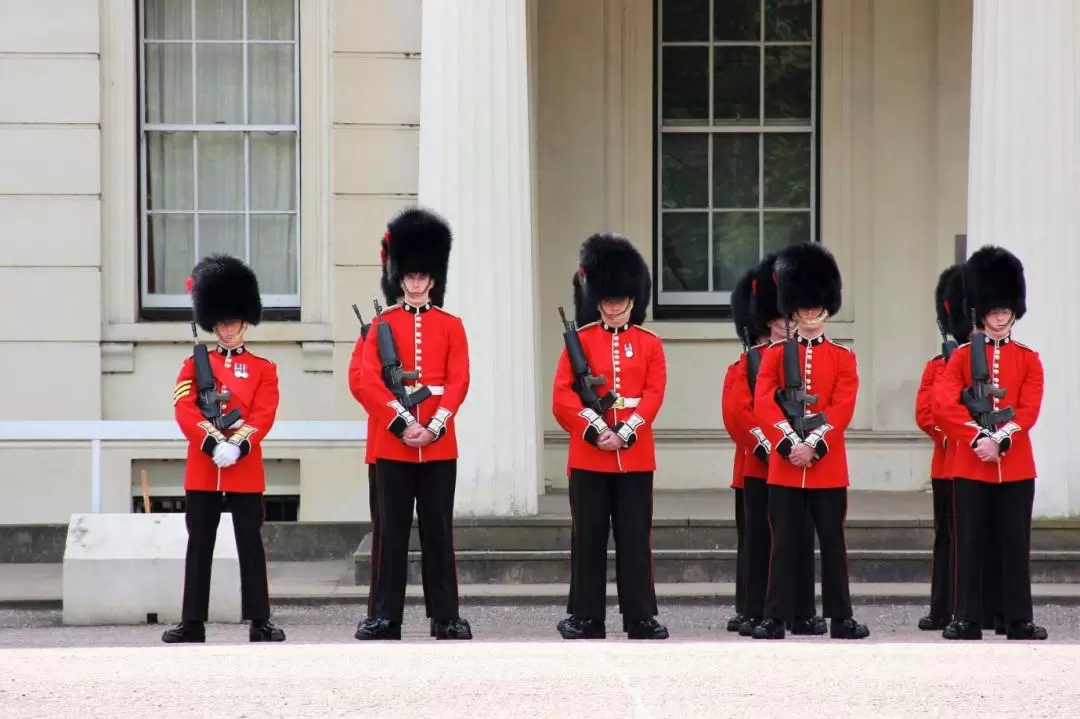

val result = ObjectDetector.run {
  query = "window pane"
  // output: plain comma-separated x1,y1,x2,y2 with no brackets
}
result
195,0,243,40
147,132,194,210
764,46,812,123
250,133,297,211
765,0,813,41
196,44,244,124
249,45,296,124
712,212,760,291
713,0,760,41
661,0,709,42
198,214,246,258
763,212,811,254
763,133,811,207
148,214,195,294
197,132,245,211
248,0,296,41
145,44,193,124
661,212,709,291
712,134,758,208
251,215,298,294
713,46,760,124
662,47,709,124
661,134,708,209
144,0,192,40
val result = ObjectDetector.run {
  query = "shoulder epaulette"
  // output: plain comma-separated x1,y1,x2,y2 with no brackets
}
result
430,305,460,319
828,339,852,352
1013,340,1035,352
578,321,599,331
634,325,659,337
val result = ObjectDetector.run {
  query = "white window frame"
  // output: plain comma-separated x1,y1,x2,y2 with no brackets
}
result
137,0,302,310
655,0,818,307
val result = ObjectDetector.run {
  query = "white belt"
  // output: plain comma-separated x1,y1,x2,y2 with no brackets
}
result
406,384,444,396
613,396,640,409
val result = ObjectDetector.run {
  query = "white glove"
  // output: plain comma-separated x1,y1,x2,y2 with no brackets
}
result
229,418,244,430
212,442,241,468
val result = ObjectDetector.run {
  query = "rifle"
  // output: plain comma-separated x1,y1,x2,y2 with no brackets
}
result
936,318,957,362
558,306,618,415
190,321,242,431
741,327,762,395
352,303,372,341
960,321,1014,431
372,299,431,409
774,333,827,439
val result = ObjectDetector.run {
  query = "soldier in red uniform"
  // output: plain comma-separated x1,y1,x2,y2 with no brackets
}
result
352,207,473,641
726,255,824,638
751,243,870,640
914,264,964,631
348,248,435,636
933,245,1046,641
552,232,668,640
163,254,285,644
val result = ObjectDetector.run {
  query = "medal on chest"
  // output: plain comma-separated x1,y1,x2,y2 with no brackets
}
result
624,343,634,358
233,363,249,379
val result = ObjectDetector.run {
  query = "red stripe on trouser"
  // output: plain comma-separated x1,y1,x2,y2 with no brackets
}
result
950,477,959,618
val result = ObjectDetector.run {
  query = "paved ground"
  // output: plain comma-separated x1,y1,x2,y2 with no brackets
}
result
0,604,1076,718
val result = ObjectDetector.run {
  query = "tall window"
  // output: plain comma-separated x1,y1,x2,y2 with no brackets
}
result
655,0,818,309
139,0,300,313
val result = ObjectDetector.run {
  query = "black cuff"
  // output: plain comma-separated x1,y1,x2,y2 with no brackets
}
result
426,409,451,442
200,435,219,458
578,408,609,446
753,443,770,464
197,421,226,458
228,425,257,459
775,436,794,459
584,424,602,446
386,400,416,438
614,422,638,448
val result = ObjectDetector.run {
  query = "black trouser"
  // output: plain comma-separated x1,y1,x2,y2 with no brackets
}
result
371,459,459,623
366,464,434,619
568,469,658,621
734,488,746,615
743,478,817,618
765,486,852,620
953,477,1034,624
928,478,954,619
182,490,270,622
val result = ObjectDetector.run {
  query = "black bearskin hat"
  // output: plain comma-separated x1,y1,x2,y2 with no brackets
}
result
750,252,782,332
963,244,1026,324
774,242,842,317
934,265,960,333
188,254,262,333
943,265,973,343
731,267,758,345
380,206,452,307
572,232,651,326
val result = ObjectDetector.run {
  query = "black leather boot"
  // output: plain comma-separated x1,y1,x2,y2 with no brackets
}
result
726,613,748,632
354,617,402,640
1006,621,1048,640
161,620,205,644
738,616,762,637
790,616,828,635
918,614,951,631
433,618,473,640
829,617,870,639
752,618,785,639
557,616,605,639
626,618,669,640
943,619,982,640
249,619,285,642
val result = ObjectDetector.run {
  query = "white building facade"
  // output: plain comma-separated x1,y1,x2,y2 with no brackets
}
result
0,0,1075,523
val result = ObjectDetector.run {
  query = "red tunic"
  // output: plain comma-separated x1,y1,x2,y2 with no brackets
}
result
347,335,378,465
753,334,858,489
721,348,772,485
915,355,949,479
354,301,470,464
932,336,1043,483
721,361,746,490
552,322,667,474
173,345,279,493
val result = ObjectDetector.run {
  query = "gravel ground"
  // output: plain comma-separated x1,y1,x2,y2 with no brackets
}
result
1,602,1079,647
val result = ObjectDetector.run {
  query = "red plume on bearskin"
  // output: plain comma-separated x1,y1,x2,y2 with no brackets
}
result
934,265,960,333
750,252,782,332
731,267,758,345
189,254,262,333
963,244,1026,323
774,242,842,317
571,232,651,327
380,206,452,307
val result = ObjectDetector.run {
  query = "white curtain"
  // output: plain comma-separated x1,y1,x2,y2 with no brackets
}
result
143,0,298,300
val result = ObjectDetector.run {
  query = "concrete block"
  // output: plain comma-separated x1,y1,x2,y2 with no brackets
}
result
62,513,241,626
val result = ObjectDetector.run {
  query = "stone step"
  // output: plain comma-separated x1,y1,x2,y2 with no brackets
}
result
356,521,1080,553
353,547,1080,586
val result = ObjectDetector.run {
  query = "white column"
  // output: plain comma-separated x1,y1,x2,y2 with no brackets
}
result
418,0,540,516
966,0,1079,517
